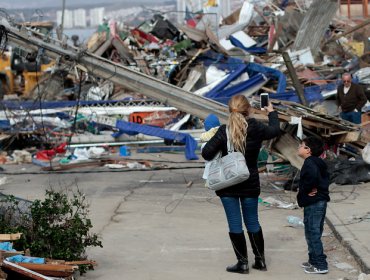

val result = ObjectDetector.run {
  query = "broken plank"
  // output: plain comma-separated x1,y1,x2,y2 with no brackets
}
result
94,38,112,56
0,250,24,259
0,233,22,241
41,160,106,171
360,122,370,144
182,66,203,91
15,263,77,277
261,86,277,94
1,260,55,280
337,131,361,143
274,133,304,170
65,260,97,266
111,38,135,65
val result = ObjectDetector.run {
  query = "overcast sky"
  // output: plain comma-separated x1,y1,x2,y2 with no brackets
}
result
1,0,173,9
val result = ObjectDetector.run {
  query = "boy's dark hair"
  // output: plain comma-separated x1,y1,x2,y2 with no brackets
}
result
303,136,324,157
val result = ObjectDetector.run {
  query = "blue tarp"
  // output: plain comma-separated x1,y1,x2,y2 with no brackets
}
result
205,73,267,103
198,52,286,95
272,83,339,103
271,90,323,103
0,242,15,251
0,120,11,130
113,120,199,160
204,64,248,97
229,35,266,54
244,62,286,94
6,255,45,264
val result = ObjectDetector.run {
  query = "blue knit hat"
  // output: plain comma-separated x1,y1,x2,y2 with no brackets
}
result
204,114,220,131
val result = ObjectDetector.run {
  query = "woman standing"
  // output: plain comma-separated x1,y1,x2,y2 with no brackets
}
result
201,95,280,274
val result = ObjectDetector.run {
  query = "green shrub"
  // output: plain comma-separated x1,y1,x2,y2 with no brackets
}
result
0,189,102,272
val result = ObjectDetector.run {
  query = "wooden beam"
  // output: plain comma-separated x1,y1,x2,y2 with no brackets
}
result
1,261,54,280
15,263,77,277
282,52,308,106
261,86,277,94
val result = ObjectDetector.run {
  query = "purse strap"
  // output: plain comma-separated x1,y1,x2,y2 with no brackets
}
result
226,126,234,153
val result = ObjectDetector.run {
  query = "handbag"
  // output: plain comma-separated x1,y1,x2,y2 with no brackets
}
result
206,127,250,191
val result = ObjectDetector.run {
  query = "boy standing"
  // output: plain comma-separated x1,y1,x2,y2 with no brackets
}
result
297,136,330,274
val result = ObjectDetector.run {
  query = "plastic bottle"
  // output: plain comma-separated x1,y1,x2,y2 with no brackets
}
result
287,215,304,228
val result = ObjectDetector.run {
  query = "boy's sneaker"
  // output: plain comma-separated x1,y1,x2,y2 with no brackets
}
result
300,262,312,269
304,266,328,274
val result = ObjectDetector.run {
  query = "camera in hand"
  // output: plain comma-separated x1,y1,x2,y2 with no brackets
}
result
260,93,269,109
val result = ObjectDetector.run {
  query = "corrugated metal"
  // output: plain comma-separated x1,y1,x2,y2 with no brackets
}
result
293,0,339,55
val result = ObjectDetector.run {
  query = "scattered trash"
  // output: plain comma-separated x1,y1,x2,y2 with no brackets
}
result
0,1,368,179
286,215,304,228
127,162,147,169
345,212,370,224
11,150,32,164
88,147,108,159
258,197,271,206
334,262,354,271
139,180,164,183
105,164,125,169
263,196,298,210
0,177,8,186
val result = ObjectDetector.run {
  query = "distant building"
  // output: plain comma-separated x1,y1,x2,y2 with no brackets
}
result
176,0,203,23
90,7,105,27
73,9,87,28
56,9,74,29
176,0,232,24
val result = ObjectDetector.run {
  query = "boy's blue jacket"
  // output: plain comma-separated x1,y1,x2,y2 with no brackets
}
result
297,156,330,207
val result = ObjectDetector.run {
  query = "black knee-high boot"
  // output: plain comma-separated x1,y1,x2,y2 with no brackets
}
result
248,228,267,271
227,232,249,274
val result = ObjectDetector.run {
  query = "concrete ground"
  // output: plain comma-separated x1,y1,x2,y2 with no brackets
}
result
0,151,368,280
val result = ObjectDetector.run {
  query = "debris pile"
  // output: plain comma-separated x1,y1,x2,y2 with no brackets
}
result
0,233,96,279
0,1,369,177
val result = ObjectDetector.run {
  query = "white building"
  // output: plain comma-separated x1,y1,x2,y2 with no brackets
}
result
56,9,74,29
90,7,105,27
73,9,87,28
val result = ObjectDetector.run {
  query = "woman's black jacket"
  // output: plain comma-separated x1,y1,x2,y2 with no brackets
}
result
201,111,280,197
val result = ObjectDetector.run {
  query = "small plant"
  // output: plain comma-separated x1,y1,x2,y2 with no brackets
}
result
0,189,102,273
29,189,102,260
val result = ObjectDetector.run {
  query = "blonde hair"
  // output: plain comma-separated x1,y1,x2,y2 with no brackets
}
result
228,95,250,154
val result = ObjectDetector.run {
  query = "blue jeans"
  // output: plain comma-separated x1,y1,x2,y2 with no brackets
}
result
340,111,362,124
220,196,260,233
303,200,328,270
